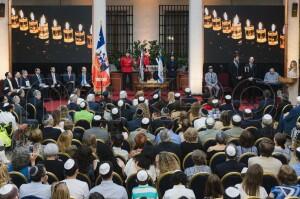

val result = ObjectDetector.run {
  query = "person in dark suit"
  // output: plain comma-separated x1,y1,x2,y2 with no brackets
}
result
241,109,261,129
86,93,99,113
29,90,46,123
47,67,61,100
181,88,197,105
30,68,46,89
243,57,257,102
229,53,243,88
2,72,16,96
255,89,274,118
12,95,28,123
220,95,234,112
167,55,178,90
215,144,246,178
107,108,127,136
12,71,21,90
67,94,80,111
63,65,76,96
155,129,182,159
276,94,291,121
151,108,173,131
20,70,31,88
127,108,144,132
42,114,62,140
118,90,132,105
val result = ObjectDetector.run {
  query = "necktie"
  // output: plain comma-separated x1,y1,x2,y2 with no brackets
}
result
52,73,56,84
16,78,19,87
8,79,13,91
210,73,213,84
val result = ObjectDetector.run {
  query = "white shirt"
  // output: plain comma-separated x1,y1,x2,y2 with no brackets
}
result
62,178,89,199
0,111,18,131
235,184,268,199
89,180,128,199
52,73,57,84
20,182,51,199
163,185,196,199
193,117,207,130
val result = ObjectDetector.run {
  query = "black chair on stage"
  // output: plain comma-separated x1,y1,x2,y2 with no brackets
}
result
9,171,27,188
156,171,174,198
221,172,242,189
190,173,209,199
262,173,279,193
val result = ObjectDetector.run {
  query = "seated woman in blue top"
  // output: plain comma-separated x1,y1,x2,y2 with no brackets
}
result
269,165,300,199
7,147,37,180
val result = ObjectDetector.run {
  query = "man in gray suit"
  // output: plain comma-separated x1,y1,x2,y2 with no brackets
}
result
205,65,220,98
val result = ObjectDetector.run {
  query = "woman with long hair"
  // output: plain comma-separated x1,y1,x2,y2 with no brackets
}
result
52,182,71,199
273,133,291,162
204,174,224,199
0,163,10,187
236,164,268,198
57,130,73,153
156,152,180,177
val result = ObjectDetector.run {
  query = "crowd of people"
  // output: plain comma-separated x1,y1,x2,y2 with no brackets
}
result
0,82,300,199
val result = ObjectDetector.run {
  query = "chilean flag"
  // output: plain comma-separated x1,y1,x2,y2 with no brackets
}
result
92,24,110,92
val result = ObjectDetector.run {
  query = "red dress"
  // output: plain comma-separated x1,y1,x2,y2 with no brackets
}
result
120,56,133,73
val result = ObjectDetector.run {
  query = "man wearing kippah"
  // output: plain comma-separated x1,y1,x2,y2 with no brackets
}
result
74,101,94,123
90,162,128,199
132,170,158,199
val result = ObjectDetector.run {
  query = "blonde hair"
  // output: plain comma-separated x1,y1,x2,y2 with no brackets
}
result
158,152,180,175
183,127,198,143
0,164,9,187
52,182,70,199
135,90,144,98
57,130,73,153
58,105,69,119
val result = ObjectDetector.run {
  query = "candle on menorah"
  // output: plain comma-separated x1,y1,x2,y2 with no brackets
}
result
203,7,212,28
256,22,267,43
280,26,285,49
38,15,49,40
19,10,28,31
29,12,38,34
87,25,92,49
231,15,242,40
11,8,19,29
245,19,255,40
212,10,221,31
222,12,231,34
75,24,86,45
268,24,278,46
63,22,74,43
52,19,62,40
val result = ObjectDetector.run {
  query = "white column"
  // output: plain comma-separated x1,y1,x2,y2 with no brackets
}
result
189,0,204,94
92,0,106,55
0,0,10,77
287,0,299,105
133,0,159,42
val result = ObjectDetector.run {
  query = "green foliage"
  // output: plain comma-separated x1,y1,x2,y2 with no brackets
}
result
133,40,147,60
148,40,160,64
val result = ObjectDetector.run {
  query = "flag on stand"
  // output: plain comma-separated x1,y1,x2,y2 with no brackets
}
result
156,53,164,83
92,24,110,93
139,50,144,81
